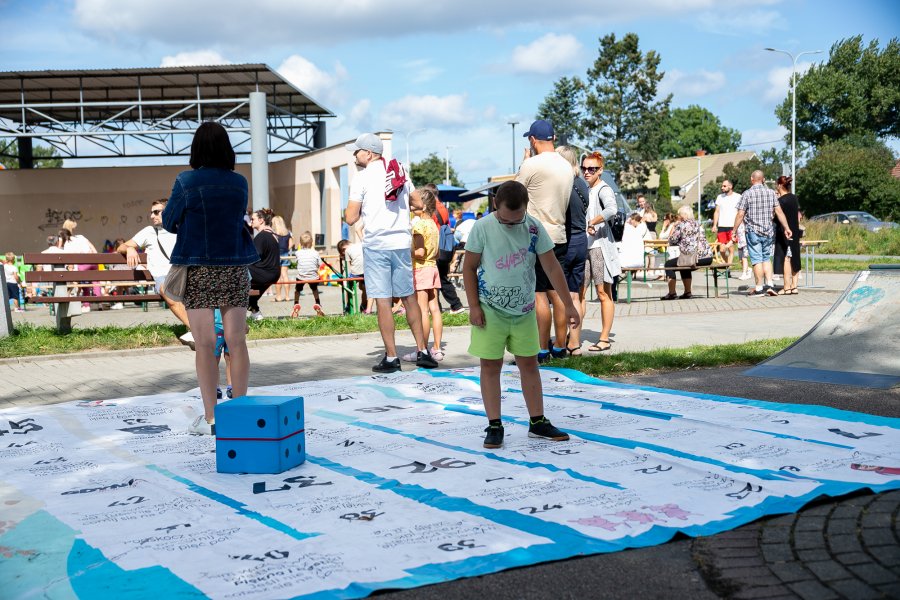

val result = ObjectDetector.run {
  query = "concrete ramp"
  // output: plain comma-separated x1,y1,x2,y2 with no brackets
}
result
746,267,900,388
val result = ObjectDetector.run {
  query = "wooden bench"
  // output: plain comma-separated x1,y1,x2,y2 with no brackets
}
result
618,262,731,304
23,252,161,333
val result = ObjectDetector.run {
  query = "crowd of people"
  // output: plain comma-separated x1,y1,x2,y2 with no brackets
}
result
4,120,806,448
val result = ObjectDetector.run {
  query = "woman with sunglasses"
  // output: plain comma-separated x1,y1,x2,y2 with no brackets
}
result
582,152,621,352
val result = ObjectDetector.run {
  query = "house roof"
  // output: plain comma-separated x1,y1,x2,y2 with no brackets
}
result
628,151,757,191
892,160,900,179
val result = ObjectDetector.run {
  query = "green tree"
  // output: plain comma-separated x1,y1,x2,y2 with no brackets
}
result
776,36,900,146
796,135,900,220
656,165,673,215
701,152,784,200
536,76,584,145
659,105,741,159
0,140,64,169
582,33,671,187
409,152,462,187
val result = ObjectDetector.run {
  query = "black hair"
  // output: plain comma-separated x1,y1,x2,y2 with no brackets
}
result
190,121,236,170
494,180,528,211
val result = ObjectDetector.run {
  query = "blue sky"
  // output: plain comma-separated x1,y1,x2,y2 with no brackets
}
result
2,0,898,186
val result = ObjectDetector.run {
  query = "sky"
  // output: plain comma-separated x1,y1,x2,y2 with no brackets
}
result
2,0,899,187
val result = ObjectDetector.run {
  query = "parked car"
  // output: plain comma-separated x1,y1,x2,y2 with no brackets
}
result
809,211,898,232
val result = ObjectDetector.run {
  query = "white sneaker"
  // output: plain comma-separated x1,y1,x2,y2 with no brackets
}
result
401,350,419,363
110,302,124,310
250,310,264,322
188,415,215,436
738,271,752,280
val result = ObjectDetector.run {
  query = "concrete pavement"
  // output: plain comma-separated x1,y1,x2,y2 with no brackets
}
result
2,270,898,599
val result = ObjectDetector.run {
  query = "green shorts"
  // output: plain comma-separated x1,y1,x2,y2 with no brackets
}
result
468,304,540,360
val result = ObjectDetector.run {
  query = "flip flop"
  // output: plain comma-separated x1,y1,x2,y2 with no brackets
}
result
567,346,583,357
588,340,611,352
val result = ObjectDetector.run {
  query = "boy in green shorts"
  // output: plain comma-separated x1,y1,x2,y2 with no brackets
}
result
462,180,581,449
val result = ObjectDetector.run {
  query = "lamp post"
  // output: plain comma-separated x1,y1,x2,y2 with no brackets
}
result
507,120,519,173
444,145,456,186
401,128,425,166
765,47,823,194
696,150,705,220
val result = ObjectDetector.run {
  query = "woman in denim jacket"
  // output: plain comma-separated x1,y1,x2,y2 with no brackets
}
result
162,121,259,435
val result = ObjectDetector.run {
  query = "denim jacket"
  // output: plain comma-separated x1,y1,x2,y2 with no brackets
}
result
162,168,259,266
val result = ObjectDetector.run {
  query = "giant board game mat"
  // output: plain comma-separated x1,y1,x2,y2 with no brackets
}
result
2,367,898,598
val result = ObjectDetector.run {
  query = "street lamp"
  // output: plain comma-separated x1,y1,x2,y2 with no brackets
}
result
765,47,823,194
444,145,456,186
696,149,706,220
507,120,519,173
400,128,425,166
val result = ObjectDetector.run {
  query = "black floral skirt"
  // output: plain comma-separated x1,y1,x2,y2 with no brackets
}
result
182,265,251,309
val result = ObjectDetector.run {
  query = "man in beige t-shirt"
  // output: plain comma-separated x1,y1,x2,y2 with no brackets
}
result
515,119,573,361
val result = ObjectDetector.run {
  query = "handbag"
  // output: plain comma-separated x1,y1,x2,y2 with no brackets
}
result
676,252,698,268
163,264,188,303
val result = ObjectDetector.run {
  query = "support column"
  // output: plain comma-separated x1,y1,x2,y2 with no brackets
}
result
249,91,269,210
18,137,33,169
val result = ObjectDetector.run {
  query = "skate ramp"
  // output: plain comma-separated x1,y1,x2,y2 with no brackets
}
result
746,267,900,388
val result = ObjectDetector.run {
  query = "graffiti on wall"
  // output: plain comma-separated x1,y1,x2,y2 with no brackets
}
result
38,208,145,232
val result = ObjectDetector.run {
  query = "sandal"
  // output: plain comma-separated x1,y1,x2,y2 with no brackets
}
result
588,340,612,352
790,288,799,295
678,292,693,300
777,287,790,295
660,292,678,301
567,346,583,357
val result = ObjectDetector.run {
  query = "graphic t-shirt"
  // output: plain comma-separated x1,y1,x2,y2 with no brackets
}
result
412,217,438,268
131,225,176,280
464,214,554,316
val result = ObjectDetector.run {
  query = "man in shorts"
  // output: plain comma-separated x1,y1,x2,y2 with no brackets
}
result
515,120,573,361
732,171,793,297
343,133,438,373
712,180,740,275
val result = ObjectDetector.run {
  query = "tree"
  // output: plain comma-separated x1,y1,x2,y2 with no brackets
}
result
0,140,64,169
582,33,671,187
410,152,462,187
659,105,741,159
796,135,900,220
536,76,584,145
656,165,673,215
776,36,900,146
701,151,784,200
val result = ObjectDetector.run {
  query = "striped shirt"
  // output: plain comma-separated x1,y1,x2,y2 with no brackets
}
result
736,183,777,237
295,248,322,279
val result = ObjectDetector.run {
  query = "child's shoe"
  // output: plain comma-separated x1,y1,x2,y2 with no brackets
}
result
527,417,569,441
483,424,504,449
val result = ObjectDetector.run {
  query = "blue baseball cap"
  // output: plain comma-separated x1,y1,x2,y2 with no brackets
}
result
523,119,554,141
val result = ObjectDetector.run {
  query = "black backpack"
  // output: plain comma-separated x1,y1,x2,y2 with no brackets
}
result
596,182,626,242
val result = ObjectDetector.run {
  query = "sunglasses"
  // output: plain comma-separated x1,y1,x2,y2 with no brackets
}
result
150,209,162,215
581,166,600,174
495,214,526,225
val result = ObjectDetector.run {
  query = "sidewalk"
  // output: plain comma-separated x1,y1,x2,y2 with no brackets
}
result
4,270,897,599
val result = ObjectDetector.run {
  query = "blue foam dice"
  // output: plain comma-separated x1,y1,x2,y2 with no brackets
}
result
215,395,305,474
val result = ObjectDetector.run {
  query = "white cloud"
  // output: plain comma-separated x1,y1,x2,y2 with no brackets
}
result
659,69,727,99
741,126,788,147
509,33,583,75
379,94,476,130
276,55,348,109
72,0,774,47
696,8,784,36
401,59,443,84
159,50,230,67
763,61,814,102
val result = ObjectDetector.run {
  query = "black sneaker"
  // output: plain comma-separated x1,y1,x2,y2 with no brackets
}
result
483,424,504,448
537,351,552,364
528,418,570,441
764,285,778,297
415,350,438,369
372,355,401,373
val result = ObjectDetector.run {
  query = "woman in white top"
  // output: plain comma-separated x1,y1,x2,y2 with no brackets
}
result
582,151,621,352
618,213,647,268
61,218,101,301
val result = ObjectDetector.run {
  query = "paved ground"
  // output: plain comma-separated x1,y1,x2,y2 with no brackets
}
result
2,270,898,599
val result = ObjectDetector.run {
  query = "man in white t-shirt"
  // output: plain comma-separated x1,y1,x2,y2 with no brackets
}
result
117,198,193,347
712,180,740,273
515,119,573,361
343,133,438,373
